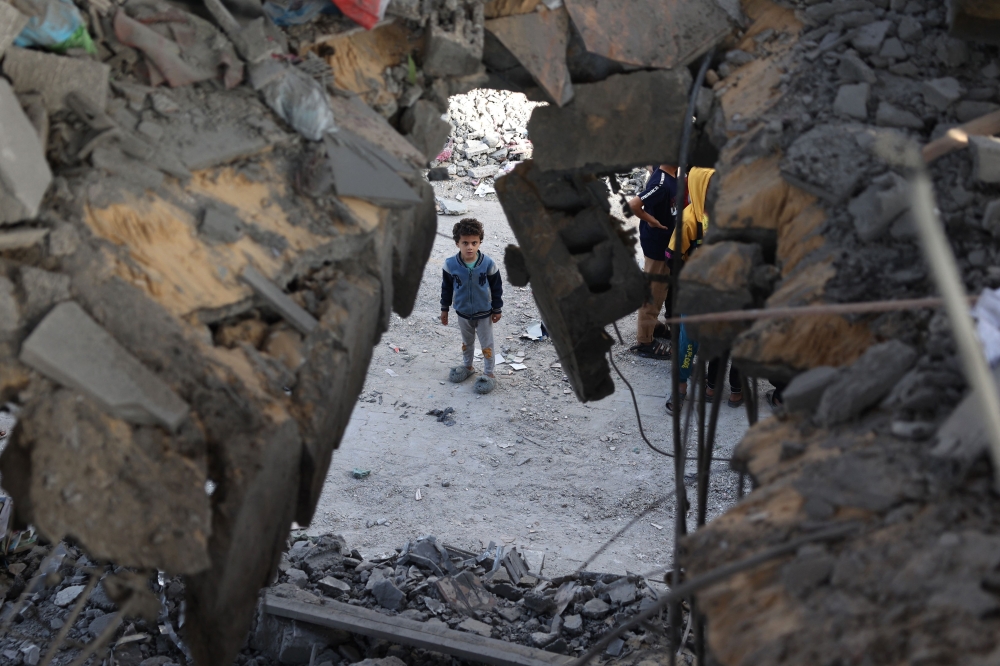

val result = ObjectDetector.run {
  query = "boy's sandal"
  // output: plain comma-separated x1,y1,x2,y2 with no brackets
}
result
449,366,474,383
665,392,686,415
728,390,744,408
474,375,497,394
629,341,671,360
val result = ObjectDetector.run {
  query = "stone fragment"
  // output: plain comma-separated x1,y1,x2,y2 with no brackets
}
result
782,366,839,414
983,200,1000,238
563,614,583,635
878,37,906,60
897,15,923,42
0,277,20,338
0,2,28,57
921,77,963,111
438,199,469,216
833,83,869,120
88,613,117,638
564,0,732,69
199,206,245,244
582,598,610,619
933,366,1000,462
816,341,918,426
486,8,574,106
21,645,39,666
54,585,86,607
782,124,867,201
241,266,318,336
0,228,49,251
529,68,691,174
530,632,555,648
463,140,490,157
955,101,1000,124
496,606,521,623
467,165,499,179
325,132,422,207
837,54,876,84
20,266,71,322
372,579,405,611
875,102,923,130
19,302,190,431
848,172,910,241
401,100,451,163
937,37,969,68
423,22,483,78
0,80,53,224
2,47,110,114
457,617,493,637
851,20,891,54
427,167,450,181
318,576,351,597
286,568,308,588
970,136,1000,184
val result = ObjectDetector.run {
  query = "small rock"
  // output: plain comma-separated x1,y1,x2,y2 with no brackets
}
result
21,644,40,666
956,101,1000,124
851,20,891,54
878,37,906,60
496,606,521,623
921,77,963,111
891,420,935,440
897,16,923,42
88,612,117,638
372,579,405,611
438,199,468,216
971,136,1000,184
605,638,624,658
286,568,308,589
317,576,351,597
563,614,583,635
467,165,498,179
582,598,610,619
530,632,555,648
833,83,869,120
837,53,876,84
982,200,1000,238
458,617,493,637
875,102,923,130
54,585,86,607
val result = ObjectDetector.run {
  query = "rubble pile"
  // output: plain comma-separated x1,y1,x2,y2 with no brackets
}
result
434,89,540,179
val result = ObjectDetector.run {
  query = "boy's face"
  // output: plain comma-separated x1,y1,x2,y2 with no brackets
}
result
457,235,481,262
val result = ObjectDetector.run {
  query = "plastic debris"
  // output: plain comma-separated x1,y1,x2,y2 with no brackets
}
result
973,287,1000,368
263,0,341,27
260,65,337,141
14,0,95,54
385,368,398,376
332,0,389,30
351,468,371,479
521,321,546,341
510,363,527,371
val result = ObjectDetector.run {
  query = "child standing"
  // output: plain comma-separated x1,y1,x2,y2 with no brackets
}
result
440,218,503,394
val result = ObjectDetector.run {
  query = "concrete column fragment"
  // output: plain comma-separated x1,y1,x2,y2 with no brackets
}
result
527,69,692,174
19,302,190,432
241,266,319,335
485,7,574,106
0,80,53,224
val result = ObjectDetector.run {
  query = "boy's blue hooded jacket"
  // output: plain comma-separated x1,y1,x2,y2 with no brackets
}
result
440,251,503,320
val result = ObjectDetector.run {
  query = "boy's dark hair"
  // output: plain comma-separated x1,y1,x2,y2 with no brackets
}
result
453,218,484,243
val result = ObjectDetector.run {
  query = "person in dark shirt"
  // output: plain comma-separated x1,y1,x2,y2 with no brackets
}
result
627,164,677,359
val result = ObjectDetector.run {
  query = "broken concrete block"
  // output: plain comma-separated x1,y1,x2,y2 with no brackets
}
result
837,53,876,85
0,277,20,338
467,165,499,179
875,102,923,130
372,579,405,611
200,207,245,244
324,132,422,207
921,77,963,111
241,266,318,336
933,365,1000,462
782,366,839,414
438,199,469,216
0,2,28,57
496,162,645,401
19,266,71,322
2,47,110,114
424,22,483,78
457,618,493,637
833,83,869,120
816,341,917,427
565,0,732,69
529,68,691,174
848,172,910,242
0,228,49,252
485,7,574,106
0,80,53,224
983,200,1000,238
957,101,1000,124
582,597,610,619
851,20,891,54
19,301,190,431
462,140,490,158
970,136,1000,184
400,100,451,163
878,37,906,60
317,576,351,597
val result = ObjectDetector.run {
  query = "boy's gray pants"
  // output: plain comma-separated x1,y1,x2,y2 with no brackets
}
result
459,316,495,375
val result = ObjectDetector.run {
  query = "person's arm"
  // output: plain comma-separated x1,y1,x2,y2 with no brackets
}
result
627,197,666,228
440,269,454,325
488,264,503,323
665,206,696,264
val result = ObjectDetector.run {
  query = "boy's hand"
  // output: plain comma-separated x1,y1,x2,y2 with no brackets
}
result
491,312,502,324
440,311,449,326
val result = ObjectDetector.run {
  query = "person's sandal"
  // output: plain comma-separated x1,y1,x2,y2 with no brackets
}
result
449,366,474,383
629,341,671,360
765,389,782,409
474,375,497,394
728,390,744,408
665,392,686,414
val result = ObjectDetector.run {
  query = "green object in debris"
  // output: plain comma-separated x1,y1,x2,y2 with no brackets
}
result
633,447,640,453
352,468,371,479
407,54,417,85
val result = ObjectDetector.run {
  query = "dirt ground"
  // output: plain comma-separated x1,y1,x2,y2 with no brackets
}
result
306,178,771,578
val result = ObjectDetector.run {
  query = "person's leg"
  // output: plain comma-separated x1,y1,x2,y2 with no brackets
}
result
636,257,670,344
477,318,496,376
728,363,743,407
450,317,477,382
706,357,719,393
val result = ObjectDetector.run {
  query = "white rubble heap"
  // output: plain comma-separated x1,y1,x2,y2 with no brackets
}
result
434,89,543,179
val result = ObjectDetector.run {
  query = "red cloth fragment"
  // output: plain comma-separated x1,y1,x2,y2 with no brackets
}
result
331,0,387,30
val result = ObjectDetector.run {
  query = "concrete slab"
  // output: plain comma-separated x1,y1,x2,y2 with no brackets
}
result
2,47,110,114
325,131,422,207
19,301,190,431
486,8,574,106
0,80,53,224
241,266,318,335
0,2,28,58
